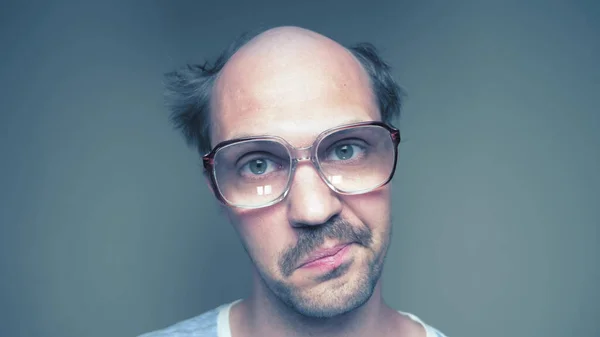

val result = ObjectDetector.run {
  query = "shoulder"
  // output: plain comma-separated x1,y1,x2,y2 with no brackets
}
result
137,303,228,337
424,324,449,337
398,310,450,337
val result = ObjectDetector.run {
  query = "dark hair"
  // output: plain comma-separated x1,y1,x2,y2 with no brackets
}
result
164,29,404,155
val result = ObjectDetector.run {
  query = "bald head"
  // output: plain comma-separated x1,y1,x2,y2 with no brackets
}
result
211,27,377,143
231,26,345,59
222,26,362,73
164,25,402,154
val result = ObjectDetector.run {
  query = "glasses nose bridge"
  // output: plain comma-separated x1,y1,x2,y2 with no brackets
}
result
290,144,316,164
288,144,332,195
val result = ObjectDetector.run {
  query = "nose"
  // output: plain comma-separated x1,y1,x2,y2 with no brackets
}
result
285,163,343,228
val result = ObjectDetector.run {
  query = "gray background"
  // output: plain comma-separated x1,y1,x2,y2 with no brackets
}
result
1,1,598,336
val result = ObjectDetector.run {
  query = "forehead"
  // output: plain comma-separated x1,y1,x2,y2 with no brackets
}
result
210,29,379,147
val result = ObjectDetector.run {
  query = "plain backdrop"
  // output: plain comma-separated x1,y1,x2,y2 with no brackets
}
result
1,1,598,336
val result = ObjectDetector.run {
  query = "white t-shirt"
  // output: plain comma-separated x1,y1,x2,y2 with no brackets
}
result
139,300,449,337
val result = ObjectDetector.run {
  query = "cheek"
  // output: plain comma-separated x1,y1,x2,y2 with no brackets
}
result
345,187,392,251
225,206,294,271
344,186,392,238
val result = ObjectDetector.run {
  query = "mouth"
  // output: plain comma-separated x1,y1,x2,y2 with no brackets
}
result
297,243,354,272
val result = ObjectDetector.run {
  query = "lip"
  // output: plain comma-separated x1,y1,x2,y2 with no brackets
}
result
297,243,353,270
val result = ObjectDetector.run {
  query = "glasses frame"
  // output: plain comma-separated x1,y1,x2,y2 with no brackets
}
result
202,121,401,209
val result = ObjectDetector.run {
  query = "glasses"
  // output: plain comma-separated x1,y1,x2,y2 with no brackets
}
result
203,121,401,209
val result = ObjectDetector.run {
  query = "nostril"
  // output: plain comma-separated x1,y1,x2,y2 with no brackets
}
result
290,206,342,228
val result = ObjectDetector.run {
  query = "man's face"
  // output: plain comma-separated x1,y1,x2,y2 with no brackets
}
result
209,28,393,318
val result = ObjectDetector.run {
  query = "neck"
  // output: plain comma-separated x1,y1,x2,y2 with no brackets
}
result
231,270,399,337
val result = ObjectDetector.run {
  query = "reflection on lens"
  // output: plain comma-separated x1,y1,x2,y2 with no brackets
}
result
256,185,273,196
328,175,343,185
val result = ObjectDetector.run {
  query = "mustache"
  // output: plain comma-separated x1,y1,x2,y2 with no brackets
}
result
279,216,373,277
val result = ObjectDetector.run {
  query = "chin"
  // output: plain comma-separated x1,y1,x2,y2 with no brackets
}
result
267,262,382,318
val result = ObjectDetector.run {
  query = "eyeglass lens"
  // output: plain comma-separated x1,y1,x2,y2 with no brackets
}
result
212,125,396,208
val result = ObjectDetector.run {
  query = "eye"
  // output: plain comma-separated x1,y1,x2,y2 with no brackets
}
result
326,144,365,161
239,158,279,177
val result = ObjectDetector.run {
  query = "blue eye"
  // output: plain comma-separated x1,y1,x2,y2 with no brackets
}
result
327,144,365,161
240,158,276,176
238,157,289,178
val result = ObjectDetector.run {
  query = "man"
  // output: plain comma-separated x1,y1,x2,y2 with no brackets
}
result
141,26,448,337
